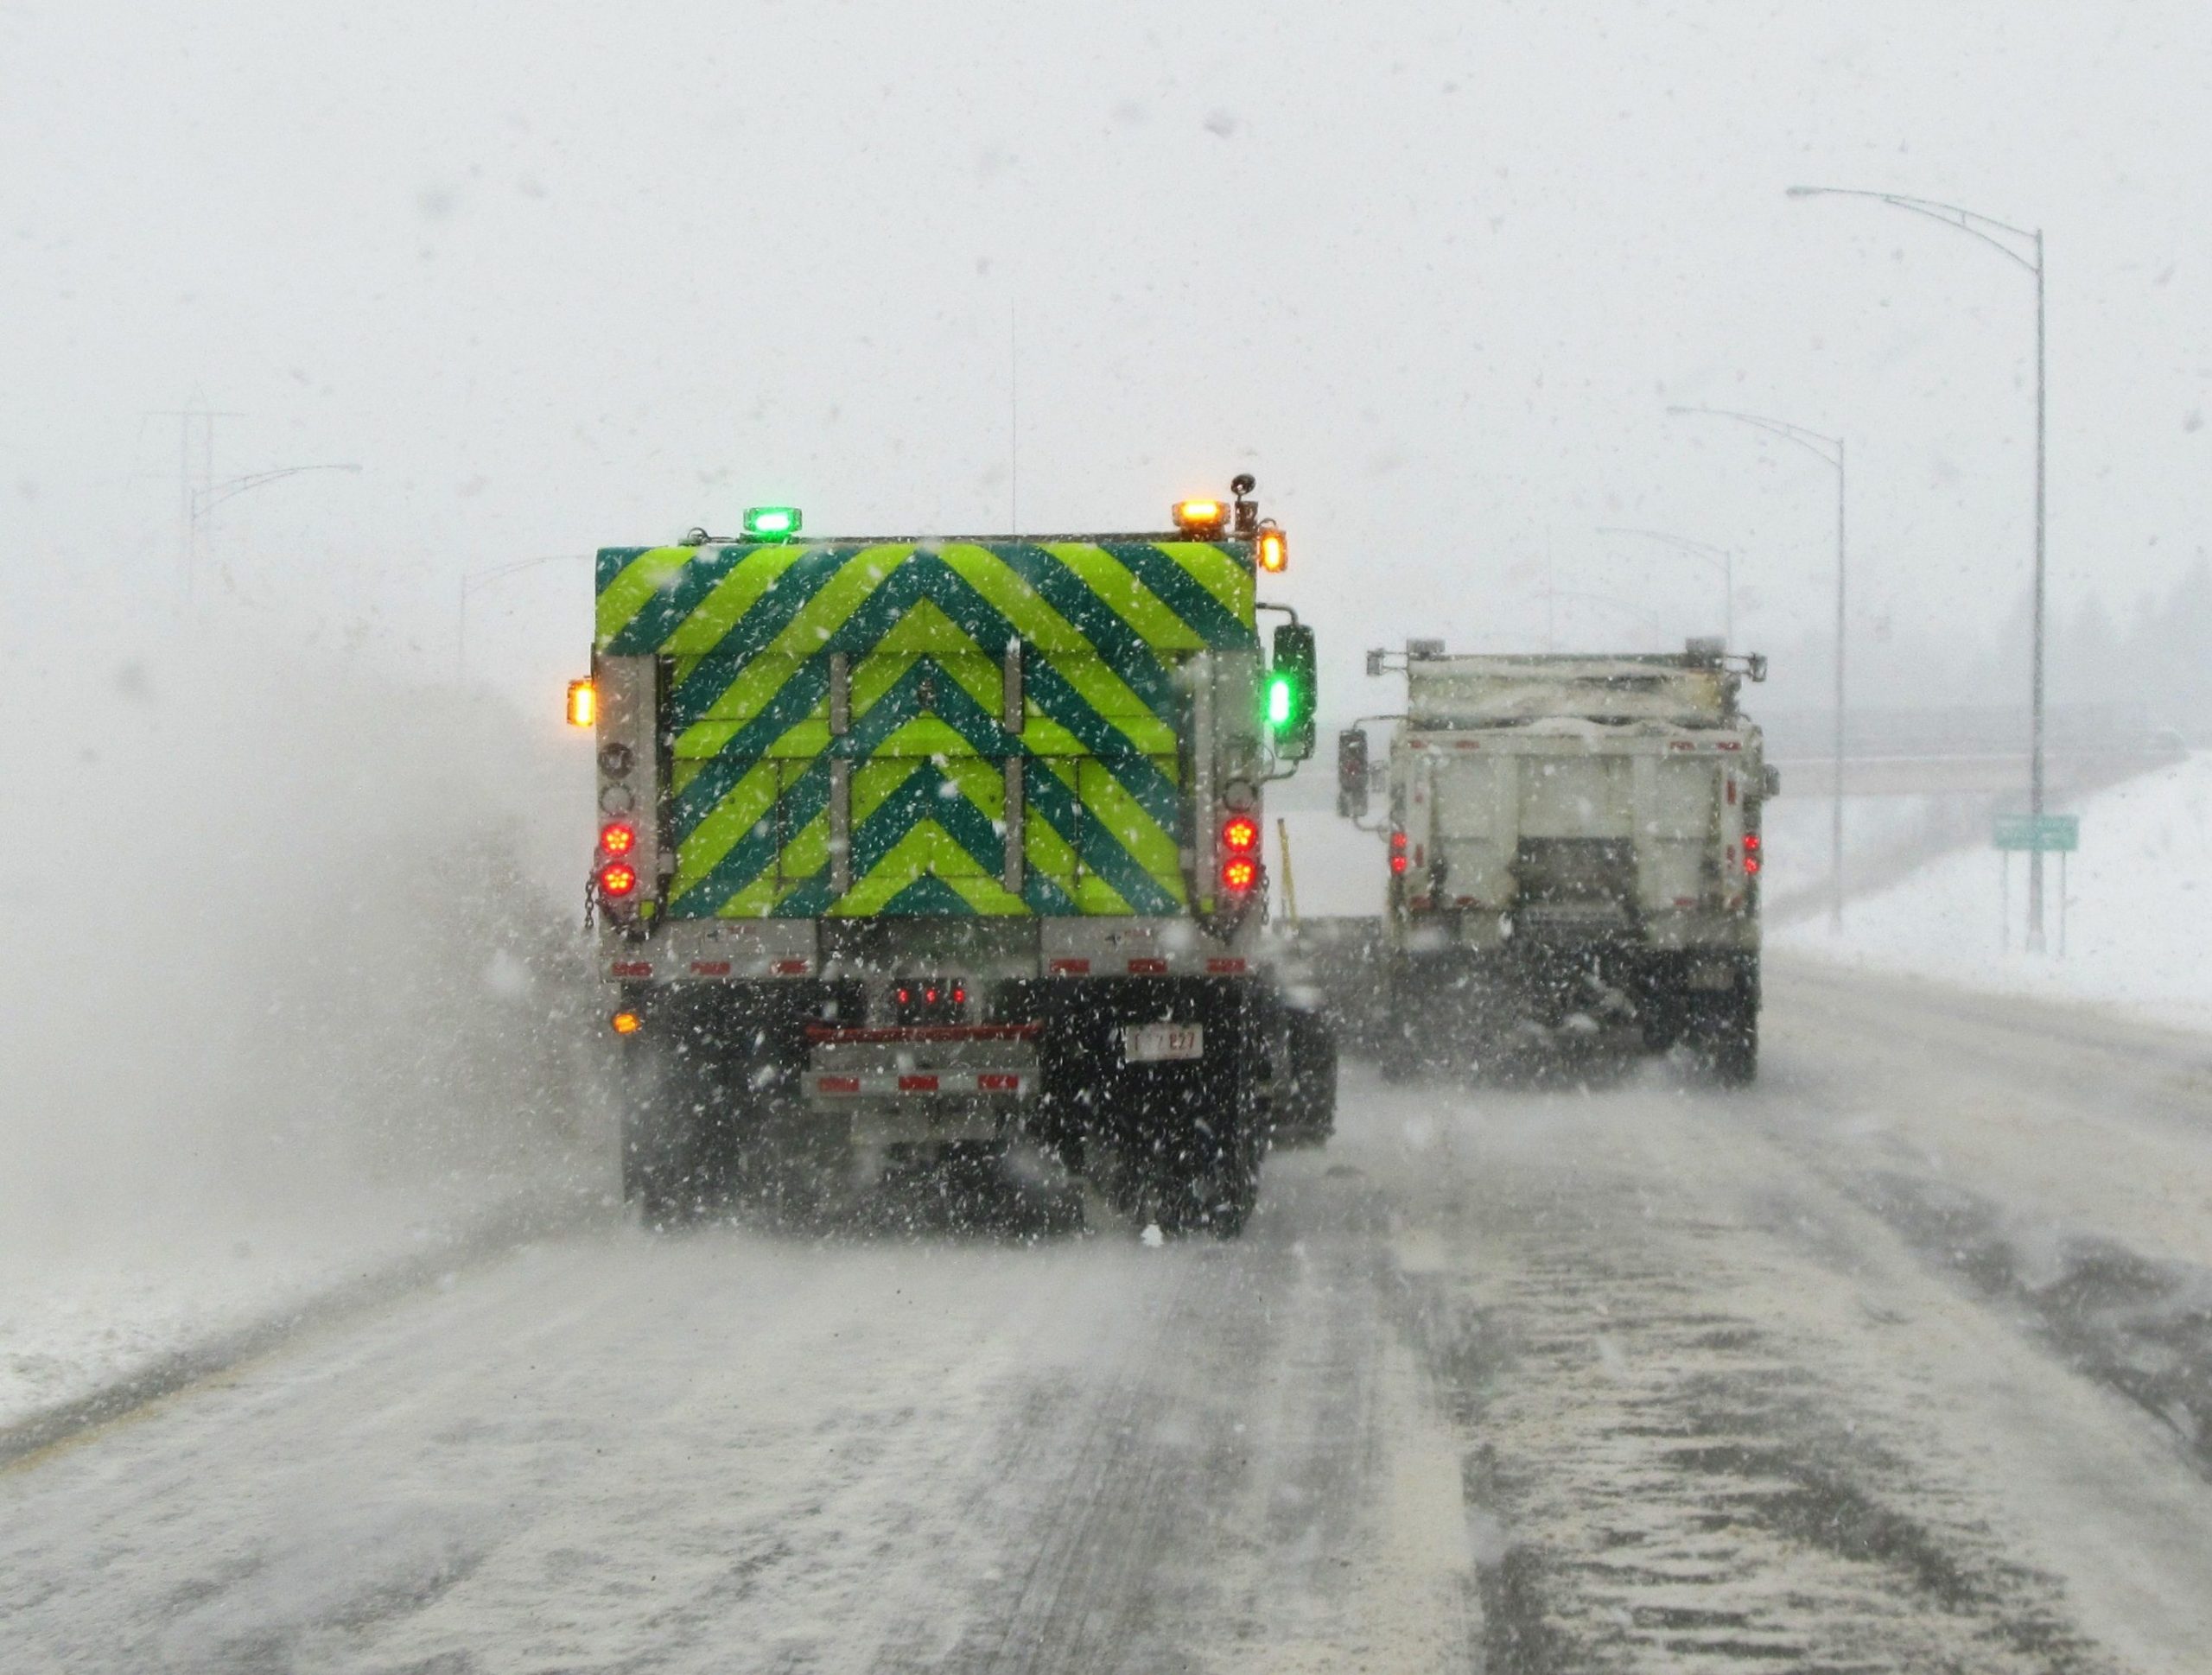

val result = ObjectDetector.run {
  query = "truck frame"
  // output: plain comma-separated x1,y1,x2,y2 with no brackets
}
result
582,487,1333,1234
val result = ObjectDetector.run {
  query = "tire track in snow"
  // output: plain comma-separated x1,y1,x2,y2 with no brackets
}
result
1377,1082,2118,1674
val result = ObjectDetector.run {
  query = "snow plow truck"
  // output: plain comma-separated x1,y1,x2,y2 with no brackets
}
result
1341,639,1777,1082
575,481,1334,1234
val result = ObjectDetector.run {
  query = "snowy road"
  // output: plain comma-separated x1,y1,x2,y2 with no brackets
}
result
9,961,2212,1673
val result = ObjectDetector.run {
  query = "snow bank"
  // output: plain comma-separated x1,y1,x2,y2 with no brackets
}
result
1777,752,2212,1028
0,615,605,1424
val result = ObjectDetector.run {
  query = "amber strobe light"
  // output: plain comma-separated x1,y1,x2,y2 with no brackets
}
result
1256,527,1287,573
1173,498,1227,535
566,678,597,728
598,861,639,898
610,1010,643,1035
599,822,638,857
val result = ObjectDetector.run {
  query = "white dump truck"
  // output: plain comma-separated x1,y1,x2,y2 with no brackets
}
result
1340,640,1776,1082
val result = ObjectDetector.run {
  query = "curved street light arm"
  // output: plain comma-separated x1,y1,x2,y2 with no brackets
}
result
1787,185,2039,274
1527,587,1666,635
1666,404,1842,472
461,551,591,599
194,462,362,517
456,552,594,682
1594,525,1731,576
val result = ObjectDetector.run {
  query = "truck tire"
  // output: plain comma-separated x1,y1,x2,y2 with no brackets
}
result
1156,1106,1258,1236
1700,959,1760,1087
616,1037,701,1228
1135,1053,1260,1237
621,1115,691,1227
1158,991,1262,1238
1272,1006,1338,1146
1637,962,1688,1054
1378,967,1427,1082
1711,996,1758,1086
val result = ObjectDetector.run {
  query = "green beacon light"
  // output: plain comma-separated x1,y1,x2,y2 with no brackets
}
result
743,505,804,542
1266,673,1295,729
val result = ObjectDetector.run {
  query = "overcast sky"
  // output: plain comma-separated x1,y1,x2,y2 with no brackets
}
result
6,0,2209,715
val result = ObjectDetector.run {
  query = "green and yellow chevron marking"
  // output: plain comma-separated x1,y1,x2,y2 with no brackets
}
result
600,538,1250,919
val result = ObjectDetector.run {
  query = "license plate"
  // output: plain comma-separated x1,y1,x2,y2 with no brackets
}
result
1122,1023,1203,1063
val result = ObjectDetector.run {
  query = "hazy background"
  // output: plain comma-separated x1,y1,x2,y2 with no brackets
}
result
3,3,2210,1270
6,0,2210,716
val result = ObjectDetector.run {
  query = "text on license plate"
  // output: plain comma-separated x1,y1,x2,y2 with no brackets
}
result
1122,1023,1204,1063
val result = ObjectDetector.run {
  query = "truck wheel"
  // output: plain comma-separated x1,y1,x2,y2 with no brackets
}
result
1377,992,1424,1083
1712,1003,1758,1086
1198,1042,1264,1237
1159,1125,1257,1237
622,1120,690,1227
1638,971,1687,1053
1698,974,1758,1087
614,1035,705,1228
1274,1008,1338,1146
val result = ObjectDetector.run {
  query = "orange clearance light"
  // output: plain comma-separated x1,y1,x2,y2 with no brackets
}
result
1173,498,1227,534
1221,815,1260,853
1256,528,1288,573
1222,855,1259,891
600,822,638,857
610,1010,643,1036
598,861,639,898
566,678,597,729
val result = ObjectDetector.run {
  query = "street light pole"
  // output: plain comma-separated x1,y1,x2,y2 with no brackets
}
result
458,554,592,683
1788,184,2050,952
2032,228,2048,953
1667,405,1847,932
1595,526,1736,647
188,463,363,597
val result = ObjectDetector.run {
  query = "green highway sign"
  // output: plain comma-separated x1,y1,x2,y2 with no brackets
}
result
1993,813,2079,853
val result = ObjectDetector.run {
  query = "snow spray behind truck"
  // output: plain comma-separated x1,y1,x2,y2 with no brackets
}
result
573,481,1335,1234
1339,640,1777,1082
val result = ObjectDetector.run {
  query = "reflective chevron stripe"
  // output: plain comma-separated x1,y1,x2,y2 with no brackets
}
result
595,539,1254,918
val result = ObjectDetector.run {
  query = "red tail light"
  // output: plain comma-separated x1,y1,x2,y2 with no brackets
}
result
1222,815,1260,853
598,861,639,898
1744,832,1762,875
599,822,637,857
1390,829,1409,875
1222,855,1258,891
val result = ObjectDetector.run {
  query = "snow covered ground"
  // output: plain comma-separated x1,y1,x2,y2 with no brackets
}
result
13,989,2212,1672
0,620,603,1432
0,1181,594,1430
1778,752,2212,1029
